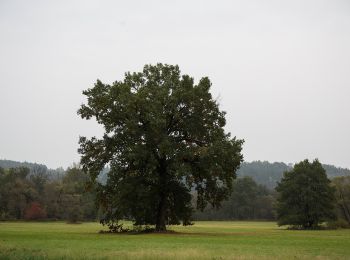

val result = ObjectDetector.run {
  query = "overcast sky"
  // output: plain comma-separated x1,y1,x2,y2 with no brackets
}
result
0,0,349,169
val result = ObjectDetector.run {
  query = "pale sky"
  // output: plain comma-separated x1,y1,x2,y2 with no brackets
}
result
0,0,349,169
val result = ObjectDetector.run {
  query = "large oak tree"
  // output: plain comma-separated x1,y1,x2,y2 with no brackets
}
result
78,64,243,231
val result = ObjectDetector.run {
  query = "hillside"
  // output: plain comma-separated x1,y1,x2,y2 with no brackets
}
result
238,161,350,189
1,159,349,189
0,159,65,180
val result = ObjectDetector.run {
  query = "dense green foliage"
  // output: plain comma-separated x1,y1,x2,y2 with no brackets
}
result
78,64,244,231
194,177,276,220
1,221,350,259
276,159,336,229
0,166,97,221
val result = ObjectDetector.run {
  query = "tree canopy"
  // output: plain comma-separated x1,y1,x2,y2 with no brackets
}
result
78,63,244,231
276,159,336,229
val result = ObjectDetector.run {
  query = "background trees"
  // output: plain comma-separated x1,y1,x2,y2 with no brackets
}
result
332,176,350,225
0,164,97,221
0,167,37,219
78,64,244,231
61,167,96,222
276,159,336,229
194,177,276,220
24,202,47,220
1,159,349,225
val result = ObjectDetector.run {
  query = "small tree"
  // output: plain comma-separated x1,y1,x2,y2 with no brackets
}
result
62,194,83,223
78,63,244,231
276,159,336,229
24,202,47,220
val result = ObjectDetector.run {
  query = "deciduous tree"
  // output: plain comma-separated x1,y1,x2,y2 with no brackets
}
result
276,159,336,229
24,202,47,220
78,64,244,231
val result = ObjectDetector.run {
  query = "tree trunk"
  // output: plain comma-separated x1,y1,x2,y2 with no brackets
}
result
155,158,167,232
155,195,166,232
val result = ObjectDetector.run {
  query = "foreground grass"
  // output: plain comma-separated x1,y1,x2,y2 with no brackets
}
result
0,221,350,259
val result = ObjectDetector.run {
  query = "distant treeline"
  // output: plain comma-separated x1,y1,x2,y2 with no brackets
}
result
0,163,97,222
2,159,348,189
193,176,277,220
0,160,65,180
0,159,349,222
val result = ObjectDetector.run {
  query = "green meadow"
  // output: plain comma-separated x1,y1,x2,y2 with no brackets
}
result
0,221,350,259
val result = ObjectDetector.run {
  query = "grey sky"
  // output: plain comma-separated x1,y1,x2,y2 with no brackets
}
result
0,0,349,169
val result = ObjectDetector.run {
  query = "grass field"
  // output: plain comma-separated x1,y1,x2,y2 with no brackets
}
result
0,221,350,259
